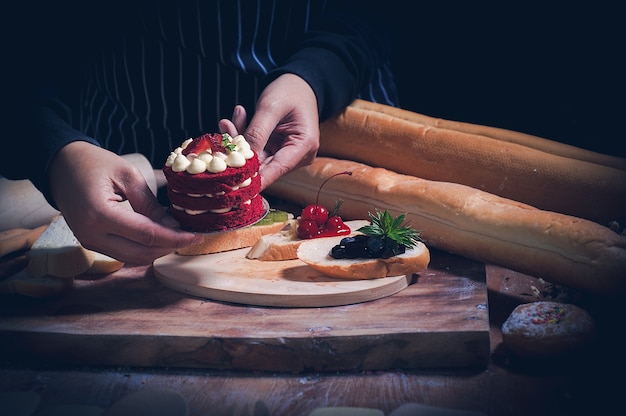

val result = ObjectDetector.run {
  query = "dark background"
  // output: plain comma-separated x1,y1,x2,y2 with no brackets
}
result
385,3,625,157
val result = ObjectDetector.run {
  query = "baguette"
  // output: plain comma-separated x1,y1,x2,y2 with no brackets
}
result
176,211,294,256
265,157,626,296
297,235,430,280
350,99,626,170
246,219,371,261
318,100,626,226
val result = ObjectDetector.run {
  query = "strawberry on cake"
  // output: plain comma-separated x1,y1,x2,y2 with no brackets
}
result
163,133,265,233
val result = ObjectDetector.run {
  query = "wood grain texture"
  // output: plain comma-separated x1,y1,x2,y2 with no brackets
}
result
153,248,411,307
0,249,489,372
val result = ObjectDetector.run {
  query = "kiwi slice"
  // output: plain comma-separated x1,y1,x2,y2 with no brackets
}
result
254,209,289,226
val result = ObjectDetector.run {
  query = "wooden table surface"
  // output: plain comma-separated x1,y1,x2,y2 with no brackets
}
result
1,247,624,416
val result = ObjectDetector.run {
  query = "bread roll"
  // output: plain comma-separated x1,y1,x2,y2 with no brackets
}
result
318,100,626,226
265,157,626,296
501,301,596,358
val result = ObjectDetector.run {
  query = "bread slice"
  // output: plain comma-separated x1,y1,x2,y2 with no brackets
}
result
177,211,294,255
0,225,47,257
246,219,371,261
26,215,96,278
86,251,125,274
297,235,430,280
0,270,72,298
25,215,124,278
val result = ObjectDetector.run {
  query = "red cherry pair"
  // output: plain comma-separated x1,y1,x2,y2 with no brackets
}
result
296,171,352,239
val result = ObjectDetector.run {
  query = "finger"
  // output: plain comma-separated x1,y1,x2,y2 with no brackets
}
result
89,204,201,265
218,119,239,137
218,105,248,137
258,141,317,190
231,105,248,132
244,112,281,158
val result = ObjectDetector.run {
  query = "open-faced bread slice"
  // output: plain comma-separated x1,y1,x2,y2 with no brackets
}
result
246,219,371,261
177,210,294,255
297,235,430,280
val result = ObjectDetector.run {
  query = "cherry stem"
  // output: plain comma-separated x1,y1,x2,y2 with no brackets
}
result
315,171,352,208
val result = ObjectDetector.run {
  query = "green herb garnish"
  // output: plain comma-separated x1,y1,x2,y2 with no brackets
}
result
221,133,237,152
358,209,422,253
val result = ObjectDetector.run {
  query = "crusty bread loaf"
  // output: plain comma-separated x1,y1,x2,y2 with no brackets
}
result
318,100,626,226
297,235,430,280
350,99,626,170
265,157,626,296
177,213,293,256
246,219,370,261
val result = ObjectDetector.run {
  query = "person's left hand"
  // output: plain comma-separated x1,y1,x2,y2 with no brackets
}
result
219,73,320,190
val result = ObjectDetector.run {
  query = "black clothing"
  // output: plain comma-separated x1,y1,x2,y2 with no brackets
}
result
2,0,398,205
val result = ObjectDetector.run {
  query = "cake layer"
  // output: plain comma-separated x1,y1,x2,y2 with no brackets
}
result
171,194,265,232
167,175,261,210
163,156,260,195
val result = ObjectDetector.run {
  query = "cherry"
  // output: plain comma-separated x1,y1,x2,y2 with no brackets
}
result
297,170,352,239
300,204,328,227
320,215,350,237
297,219,319,239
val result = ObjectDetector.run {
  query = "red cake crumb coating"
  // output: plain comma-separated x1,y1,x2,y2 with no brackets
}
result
163,133,265,233
166,174,261,211
171,193,264,232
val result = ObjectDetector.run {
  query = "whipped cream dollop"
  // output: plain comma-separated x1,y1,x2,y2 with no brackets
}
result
165,134,254,174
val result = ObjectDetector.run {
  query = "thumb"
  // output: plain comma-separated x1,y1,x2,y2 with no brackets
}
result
124,176,179,229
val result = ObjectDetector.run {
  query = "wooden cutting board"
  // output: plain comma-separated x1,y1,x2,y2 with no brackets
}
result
0,249,490,372
153,248,411,307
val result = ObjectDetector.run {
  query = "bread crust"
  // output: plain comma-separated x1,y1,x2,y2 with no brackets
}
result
297,236,430,280
318,100,626,225
26,216,95,278
266,157,626,295
246,219,370,261
177,219,291,255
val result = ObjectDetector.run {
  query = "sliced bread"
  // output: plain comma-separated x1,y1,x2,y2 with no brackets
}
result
246,219,371,261
26,215,96,278
297,235,430,280
177,211,294,255
25,215,124,278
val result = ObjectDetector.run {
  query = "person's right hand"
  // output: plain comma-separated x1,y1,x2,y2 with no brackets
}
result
218,73,320,190
48,141,203,265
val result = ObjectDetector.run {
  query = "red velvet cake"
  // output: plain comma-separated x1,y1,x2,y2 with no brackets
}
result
163,133,265,232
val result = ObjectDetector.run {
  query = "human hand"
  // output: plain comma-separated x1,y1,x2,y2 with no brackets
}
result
48,141,202,265
219,73,320,190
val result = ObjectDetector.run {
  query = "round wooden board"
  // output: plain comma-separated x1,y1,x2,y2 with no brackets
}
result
153,248,410,307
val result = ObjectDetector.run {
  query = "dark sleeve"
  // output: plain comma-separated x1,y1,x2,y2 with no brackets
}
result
0,1,101,206
262,4,396,121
